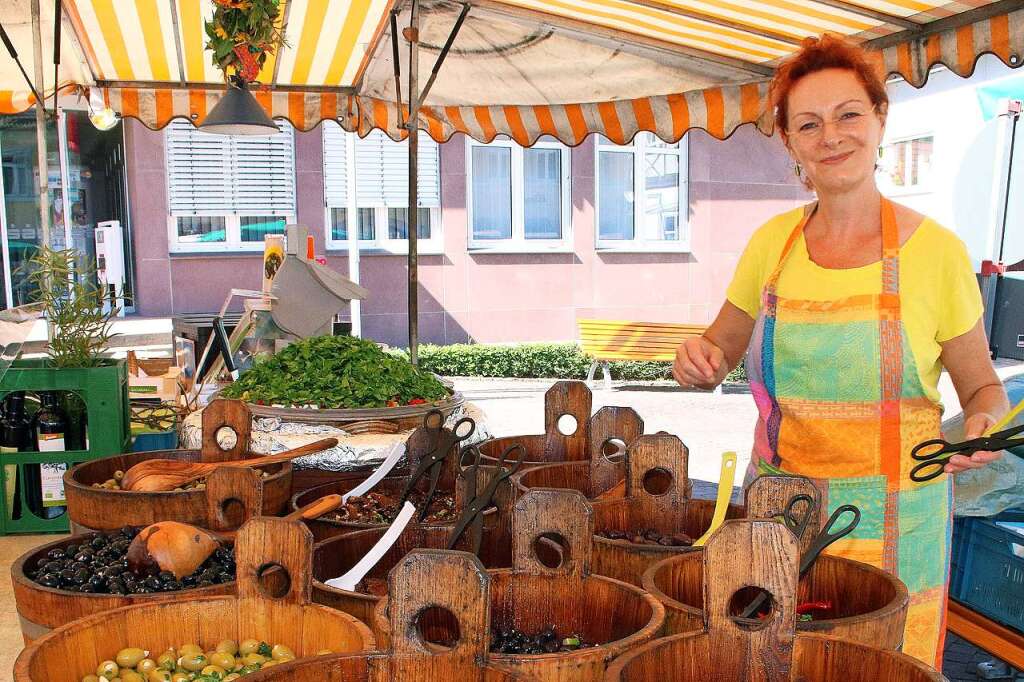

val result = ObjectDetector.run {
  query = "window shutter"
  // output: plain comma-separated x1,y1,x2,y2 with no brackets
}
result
354,130,440,208
165,119,295,216
323,122,348,208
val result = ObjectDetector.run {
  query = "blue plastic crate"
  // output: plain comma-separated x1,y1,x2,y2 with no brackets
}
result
131,430,178,452
951,508,1024,633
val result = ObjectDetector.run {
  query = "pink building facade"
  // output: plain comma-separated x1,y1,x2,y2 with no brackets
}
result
125,119,809,347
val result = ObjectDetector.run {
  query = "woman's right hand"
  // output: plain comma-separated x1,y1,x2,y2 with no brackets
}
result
673,336,727,389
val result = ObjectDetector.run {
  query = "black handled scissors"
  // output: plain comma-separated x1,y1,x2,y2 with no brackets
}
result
739,504,860,620
780,493,817,543
399,409,475,522
910,424,1024,482
447,443,526,554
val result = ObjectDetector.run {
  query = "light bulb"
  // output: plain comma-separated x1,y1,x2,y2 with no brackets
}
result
87,88,119,131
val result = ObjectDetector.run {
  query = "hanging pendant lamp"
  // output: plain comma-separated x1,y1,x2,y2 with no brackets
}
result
199,76,278,136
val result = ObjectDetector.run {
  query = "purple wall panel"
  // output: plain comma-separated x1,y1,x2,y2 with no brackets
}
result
125,122,810,347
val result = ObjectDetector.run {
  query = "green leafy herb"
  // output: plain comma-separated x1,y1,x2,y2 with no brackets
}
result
221,335,449,409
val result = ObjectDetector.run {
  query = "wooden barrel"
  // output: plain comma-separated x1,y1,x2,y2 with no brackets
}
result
606,521,943,682
591,434,744,587
14,518,374,682
311,519,510,633
514,459,627,503
11,532,234,644
239,551,521,682
479,383,643,473
65,400,290,532
642,551,909,648
375,490,664,680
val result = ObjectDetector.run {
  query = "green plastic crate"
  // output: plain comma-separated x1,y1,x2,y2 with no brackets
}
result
0,359,130,534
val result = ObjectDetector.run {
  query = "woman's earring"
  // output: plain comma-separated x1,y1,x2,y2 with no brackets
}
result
794,163,803,178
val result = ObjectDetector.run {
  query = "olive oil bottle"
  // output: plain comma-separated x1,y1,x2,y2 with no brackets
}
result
34,392,68,519
0,393,29,520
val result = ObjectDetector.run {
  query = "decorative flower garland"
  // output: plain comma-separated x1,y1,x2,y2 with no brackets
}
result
204,0,286,83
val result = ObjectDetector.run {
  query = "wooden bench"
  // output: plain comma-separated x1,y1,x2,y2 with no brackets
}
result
577,319,711,390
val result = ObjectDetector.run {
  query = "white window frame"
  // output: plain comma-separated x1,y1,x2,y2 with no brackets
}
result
594,133,690,252
323,126,443,255
465,136,572,253
877,133,934,197
165,120,296,253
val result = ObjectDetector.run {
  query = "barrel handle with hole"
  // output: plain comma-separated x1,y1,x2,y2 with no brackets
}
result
703,520,799,682
589,406,643,496
627,434,692,524
204,466,264,532
201,399,252,462
512,489,592,590
385,549,491,676
236,516,316,611
745,475,821,555
543,380,593,461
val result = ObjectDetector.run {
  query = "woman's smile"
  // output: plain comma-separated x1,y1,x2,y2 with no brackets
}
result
819,150,854,165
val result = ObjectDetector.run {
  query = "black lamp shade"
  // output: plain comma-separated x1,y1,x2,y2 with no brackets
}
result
199,80,278,135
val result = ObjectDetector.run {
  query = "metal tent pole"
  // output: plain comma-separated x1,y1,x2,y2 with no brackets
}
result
406,0,420,364
31,0,52,251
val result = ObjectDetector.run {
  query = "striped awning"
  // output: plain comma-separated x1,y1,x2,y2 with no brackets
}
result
2,0,1022,144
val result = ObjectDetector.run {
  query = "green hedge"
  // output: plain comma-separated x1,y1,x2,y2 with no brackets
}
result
412,342,748,383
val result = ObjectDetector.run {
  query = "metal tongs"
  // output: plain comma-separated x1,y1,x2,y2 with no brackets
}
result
398,409,475,522
447,442,526,554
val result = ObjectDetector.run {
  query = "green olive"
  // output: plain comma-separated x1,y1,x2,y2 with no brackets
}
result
200,665,226,676
115,648,148,669
177,653,207,672
270,644,295,661
82,676,100,682
147,671,172,682
209,652,235,670
96,661,119,678
168,674,188,682
261,660,280,669
155,652,175,670
215,640,238,656
135,658,157,675
315,649,333,656
119,671,144,682
178,644,202,658
238,639,260,656
223,675,241,682
241,653,266,667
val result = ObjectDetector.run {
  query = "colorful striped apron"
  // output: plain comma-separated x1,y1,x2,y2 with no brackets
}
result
744,198,950,669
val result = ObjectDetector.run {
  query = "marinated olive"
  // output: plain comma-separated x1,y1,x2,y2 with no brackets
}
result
115,647,148,668
237,639,261,656
96,660,120,678
215,639,238,655
210,652,235,670
271,644,295,661
146,670,171,682
120,671,145,682
135,658,158,674
177,653,207,672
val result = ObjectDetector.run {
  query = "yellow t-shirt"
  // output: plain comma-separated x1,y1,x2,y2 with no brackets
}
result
726,206,983,405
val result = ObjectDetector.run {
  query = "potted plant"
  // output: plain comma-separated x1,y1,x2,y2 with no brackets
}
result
204,0,286,83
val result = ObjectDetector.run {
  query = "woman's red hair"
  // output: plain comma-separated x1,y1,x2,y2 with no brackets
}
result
769,33,888,135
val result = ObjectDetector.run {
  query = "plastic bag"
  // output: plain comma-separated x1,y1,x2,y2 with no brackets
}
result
951,374,1024,517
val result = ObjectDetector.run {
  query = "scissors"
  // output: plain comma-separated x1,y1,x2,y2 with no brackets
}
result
447,442,527,554
910,423,1024,483
780,493,818,543
740,504,861,620
399,409,475,522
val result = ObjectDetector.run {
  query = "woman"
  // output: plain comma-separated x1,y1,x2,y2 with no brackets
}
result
673,34,1009,669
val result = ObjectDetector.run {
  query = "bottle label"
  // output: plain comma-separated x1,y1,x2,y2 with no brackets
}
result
40,462,67,507
0,446,15,454
37,432,65,453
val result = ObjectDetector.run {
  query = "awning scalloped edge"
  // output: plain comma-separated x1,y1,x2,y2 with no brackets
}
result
4,8,1022,146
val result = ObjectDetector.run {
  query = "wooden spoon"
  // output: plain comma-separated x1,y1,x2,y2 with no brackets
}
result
122,437,339,492
126,494,344,579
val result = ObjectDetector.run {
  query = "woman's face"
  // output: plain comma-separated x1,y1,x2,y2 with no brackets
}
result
783,68,886,195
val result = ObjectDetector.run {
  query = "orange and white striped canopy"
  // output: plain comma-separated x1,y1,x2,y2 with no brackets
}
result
1,0,1022,144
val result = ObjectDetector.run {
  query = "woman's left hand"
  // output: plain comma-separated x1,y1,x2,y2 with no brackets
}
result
944,412,1004,474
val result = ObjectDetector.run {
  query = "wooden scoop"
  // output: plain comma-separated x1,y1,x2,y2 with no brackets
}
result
121,437,339,491
126,494,344,579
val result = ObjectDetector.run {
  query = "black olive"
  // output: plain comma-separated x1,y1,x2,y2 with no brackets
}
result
145,576,162,590
90,536,107,549
163,580,182,591
198,579,213,588
38,574,59,588
78,583,95,593
158,571,175,582
46,549,66,561
43,560,62,573
65,544,78,556
73,569,89,585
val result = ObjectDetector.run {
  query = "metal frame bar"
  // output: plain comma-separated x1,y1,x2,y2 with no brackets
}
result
167,0,187,86
407,0,420,363
616,0,802,46
416,3,472,108
271,0,293,87
466,0,775,77
94,79,356,94
864,0,1022,51
810,0,920,31
391,9,404,126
